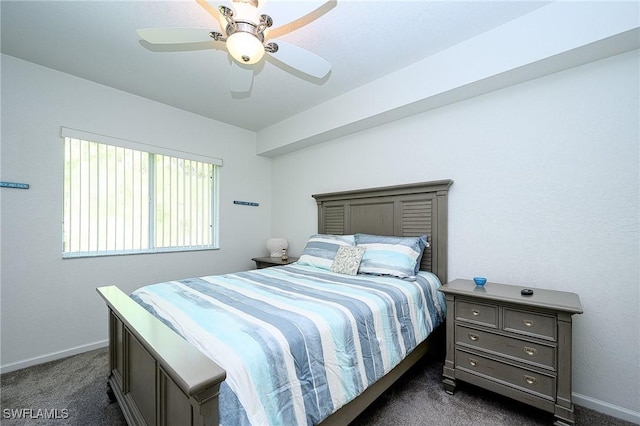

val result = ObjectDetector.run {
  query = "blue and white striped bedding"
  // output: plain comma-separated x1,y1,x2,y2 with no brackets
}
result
131,264,446,426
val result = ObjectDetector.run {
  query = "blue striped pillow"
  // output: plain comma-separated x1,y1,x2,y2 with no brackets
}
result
355,234,428,279
297,234,356,270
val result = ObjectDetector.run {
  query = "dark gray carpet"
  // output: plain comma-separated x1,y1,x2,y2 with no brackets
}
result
1,348,634,425
1,348,125,425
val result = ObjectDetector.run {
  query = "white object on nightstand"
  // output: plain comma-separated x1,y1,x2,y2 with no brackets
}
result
266,238,288,257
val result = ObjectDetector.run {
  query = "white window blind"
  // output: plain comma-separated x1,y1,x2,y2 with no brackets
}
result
61,127,220,257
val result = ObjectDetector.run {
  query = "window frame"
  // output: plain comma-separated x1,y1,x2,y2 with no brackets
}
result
61,127,221,258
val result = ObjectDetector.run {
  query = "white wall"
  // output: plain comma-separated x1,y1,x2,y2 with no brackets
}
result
271,50,639,420
0,55,272,370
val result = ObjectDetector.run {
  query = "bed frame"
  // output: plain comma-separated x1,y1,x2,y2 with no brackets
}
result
97,179,453,426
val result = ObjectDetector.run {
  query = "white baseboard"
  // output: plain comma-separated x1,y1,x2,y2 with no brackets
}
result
573,392,640,424
0,340,108,374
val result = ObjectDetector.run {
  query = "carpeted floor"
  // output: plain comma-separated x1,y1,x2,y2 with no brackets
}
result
1,349,124,425
1,347,634,425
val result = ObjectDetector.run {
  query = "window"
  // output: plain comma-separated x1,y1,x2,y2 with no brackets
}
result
62,128,220,257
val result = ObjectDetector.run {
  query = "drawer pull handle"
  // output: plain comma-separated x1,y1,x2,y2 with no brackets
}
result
524,375,538,386
524,347,537,356
523,319,535,327
472,310,480,316
468,358,479,367
468,333,479,341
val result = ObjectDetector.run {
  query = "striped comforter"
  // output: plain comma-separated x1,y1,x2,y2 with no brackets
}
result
131,264,446,426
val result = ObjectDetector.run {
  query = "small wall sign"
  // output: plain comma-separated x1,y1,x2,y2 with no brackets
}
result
233,200,259,207
1,181,29,189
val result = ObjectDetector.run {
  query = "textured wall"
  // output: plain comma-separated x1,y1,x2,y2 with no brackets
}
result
270,50,639,419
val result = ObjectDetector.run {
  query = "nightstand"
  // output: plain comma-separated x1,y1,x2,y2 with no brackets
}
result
252,256,299,269
439,279,582,426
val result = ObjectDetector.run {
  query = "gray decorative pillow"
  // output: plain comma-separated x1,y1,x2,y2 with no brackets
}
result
331,246,366,275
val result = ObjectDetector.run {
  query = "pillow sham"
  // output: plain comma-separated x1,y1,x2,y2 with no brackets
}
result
297,234,356,270
355,234,428,279
331,246,366,275
413,235,429,274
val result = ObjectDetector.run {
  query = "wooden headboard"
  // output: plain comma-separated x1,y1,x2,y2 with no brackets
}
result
312,180,453,285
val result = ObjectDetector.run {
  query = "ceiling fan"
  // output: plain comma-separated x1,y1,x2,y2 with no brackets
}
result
137,0,333,93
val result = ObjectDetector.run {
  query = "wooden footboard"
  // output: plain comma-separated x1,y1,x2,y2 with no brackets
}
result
97,286,226,426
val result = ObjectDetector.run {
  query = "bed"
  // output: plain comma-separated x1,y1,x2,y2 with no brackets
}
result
97,179,453,425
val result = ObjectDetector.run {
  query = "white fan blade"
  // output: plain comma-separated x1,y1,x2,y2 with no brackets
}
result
230,61,254,92
137,28,216,44
268,40,330,79
260,0,331,30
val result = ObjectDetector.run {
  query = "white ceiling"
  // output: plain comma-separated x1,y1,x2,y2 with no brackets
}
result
1,0,552,131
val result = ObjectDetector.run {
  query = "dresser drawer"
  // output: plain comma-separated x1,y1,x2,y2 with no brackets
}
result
455,300,498,328
456,325,556,370
503,308,557,341
455,349,556,400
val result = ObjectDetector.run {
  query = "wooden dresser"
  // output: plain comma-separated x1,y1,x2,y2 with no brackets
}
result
439,279,582,425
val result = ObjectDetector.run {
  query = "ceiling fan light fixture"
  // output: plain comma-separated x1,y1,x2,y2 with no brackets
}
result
227,31,264,64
